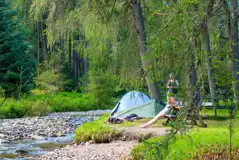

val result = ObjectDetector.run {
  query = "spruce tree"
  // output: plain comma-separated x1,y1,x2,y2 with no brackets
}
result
0,0,36,98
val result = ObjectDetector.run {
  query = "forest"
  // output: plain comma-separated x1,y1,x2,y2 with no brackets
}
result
0,0,239,159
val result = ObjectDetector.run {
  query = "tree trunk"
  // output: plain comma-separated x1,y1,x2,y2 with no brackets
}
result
83,56,88,91
231,0,239,104
131,0,161,100
222,0,232,46
187,38,207,127
60,35,65,69
202,21,217,116
73,34,79,90
52,43,56,70
68,33,72,66
73,50,78,90
37,21,40,78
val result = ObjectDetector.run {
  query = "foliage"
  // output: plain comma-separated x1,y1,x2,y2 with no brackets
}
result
25,100,51,116
0,0,36,98
35,70,63,93
75,114,122,143
0,98,27,118
0,92,108,119
88,70,116,107
131,128,239,160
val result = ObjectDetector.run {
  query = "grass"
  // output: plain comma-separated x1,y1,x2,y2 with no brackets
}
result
0,92,112,119
200,108,239,128
130,128,239,160
128,108,239,160
75,114,122,143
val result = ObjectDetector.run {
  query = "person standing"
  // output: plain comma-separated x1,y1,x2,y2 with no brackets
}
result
167,73,179,95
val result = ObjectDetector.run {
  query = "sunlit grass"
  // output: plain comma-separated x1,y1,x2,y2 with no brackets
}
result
131,128,239,160
75,114,122,143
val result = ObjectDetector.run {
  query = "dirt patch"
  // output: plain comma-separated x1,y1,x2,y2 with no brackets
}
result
116,126,167,141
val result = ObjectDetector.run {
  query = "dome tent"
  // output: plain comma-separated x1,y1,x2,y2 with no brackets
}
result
111,91,166,118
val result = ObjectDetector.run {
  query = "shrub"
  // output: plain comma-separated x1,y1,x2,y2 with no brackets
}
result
0,92,107,118
35,70,63,93
25,100,51,116
0,99,27,118
75,114,122,143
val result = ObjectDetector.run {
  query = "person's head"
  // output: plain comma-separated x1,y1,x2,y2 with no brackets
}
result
169,73,174,79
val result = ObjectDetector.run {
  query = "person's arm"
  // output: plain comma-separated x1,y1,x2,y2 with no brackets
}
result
175,80,179,87
172,80,179,88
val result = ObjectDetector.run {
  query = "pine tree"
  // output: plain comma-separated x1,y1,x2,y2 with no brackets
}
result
0,0,36,98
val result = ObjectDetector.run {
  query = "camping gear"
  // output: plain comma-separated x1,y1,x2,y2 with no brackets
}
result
106,114,141,124
105,117,123,124
111,91,166,118
124,114,142,121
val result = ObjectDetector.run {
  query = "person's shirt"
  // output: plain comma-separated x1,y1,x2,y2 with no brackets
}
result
167,79,179,88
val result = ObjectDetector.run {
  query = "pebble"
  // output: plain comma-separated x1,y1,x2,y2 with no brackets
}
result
0,110,110,142
34,141,137,160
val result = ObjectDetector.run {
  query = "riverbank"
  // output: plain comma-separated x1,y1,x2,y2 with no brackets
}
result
0,110,110,142
0,110,110,159
0,110,169,160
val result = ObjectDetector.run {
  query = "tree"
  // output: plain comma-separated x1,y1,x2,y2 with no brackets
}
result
202,0,217,116
131,0,161,100
0,0,36,98
231,0,239,105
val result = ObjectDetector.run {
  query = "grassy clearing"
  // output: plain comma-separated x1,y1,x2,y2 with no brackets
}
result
75,114,122,143
130,128,239,160
128,108,239,160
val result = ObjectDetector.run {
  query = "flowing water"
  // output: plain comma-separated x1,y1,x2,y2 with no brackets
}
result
0,115,96,160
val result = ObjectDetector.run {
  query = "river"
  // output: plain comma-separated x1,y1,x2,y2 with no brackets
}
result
0,110,110,160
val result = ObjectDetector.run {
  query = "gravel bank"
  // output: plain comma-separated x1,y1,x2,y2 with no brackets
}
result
36,141,137,160
0,110,110,142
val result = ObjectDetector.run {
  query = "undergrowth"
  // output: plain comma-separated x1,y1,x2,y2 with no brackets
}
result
0,92,111,118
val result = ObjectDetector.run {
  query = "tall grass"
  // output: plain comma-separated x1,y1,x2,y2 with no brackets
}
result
0,92,112,119
75,114,122,143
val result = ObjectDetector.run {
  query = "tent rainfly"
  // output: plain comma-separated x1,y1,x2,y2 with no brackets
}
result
111,91,166,118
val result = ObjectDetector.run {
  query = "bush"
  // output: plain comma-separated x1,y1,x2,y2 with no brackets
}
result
0,92,110,119
35,70,63,93
25,100,51,116
131,128,239,160
75,114,122,143
0,99,27,118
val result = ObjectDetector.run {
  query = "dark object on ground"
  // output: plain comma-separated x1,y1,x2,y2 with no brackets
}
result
106,114,142,124
124,114,142,122
105,117,123,124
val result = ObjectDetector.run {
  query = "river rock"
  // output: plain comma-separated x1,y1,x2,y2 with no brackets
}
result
0,110,109,142
30,135,45,140
0,138,9,144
